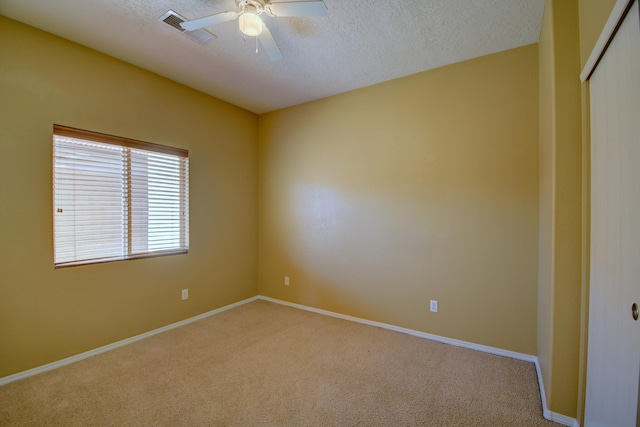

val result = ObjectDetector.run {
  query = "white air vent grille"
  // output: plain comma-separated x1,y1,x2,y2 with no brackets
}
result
162,13,186,32
158,10,216,45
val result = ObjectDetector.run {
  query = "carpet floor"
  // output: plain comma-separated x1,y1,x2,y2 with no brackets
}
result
0,299,560,426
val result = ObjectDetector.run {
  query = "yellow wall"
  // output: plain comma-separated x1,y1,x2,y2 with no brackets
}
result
258,45,539,355
579,0,617,68
0,16,258,377
538,0,583,417
537,0,618,419
537,0,555,406
538,0,596,418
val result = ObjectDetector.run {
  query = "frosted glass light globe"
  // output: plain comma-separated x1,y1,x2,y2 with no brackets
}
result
239,13,262,36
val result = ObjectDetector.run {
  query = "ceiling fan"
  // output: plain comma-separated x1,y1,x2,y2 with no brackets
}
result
180,0,328,61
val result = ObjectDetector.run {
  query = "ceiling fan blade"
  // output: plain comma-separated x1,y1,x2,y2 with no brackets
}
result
267,1,328,17
258,24,283,62
180,11,237,31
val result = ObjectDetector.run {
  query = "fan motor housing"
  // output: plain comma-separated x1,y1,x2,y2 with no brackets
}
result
237,0,267,14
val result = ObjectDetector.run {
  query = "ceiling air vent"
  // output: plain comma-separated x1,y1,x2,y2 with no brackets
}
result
158,10,216,45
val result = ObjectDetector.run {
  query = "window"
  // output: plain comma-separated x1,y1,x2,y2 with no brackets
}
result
53,125,189,267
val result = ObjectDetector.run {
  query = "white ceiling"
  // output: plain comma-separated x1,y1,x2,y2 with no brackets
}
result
0,0,545,114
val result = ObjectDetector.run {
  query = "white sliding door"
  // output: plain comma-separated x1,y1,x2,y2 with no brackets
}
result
584,1,640,426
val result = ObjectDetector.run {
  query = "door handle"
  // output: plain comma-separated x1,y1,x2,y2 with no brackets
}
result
633,303,639,321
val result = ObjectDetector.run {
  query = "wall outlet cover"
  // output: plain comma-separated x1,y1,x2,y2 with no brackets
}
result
430,300,438,312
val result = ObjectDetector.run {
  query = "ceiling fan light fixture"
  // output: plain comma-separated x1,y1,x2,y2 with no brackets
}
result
239,12,263,36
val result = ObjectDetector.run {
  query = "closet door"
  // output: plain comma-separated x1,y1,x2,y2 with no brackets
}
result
585,1,640,426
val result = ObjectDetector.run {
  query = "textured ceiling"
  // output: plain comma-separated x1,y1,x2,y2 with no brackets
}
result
0,0,545,114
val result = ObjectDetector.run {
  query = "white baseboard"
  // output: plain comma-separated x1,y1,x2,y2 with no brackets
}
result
259,295,580,427
0,296,259,386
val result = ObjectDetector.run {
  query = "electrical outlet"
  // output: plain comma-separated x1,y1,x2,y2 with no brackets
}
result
430,300,438,313
182,289,188,300
284,276,290,286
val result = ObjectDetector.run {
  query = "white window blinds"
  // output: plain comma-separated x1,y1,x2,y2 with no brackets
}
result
53,125,189,267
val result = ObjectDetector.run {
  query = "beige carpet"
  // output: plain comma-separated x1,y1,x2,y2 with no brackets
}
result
0,300,560,426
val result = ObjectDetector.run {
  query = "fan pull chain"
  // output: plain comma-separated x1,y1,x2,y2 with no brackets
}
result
241,32,258,55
